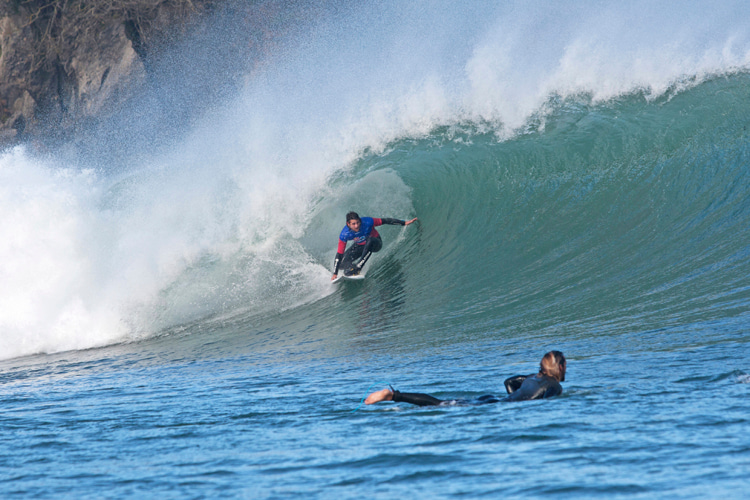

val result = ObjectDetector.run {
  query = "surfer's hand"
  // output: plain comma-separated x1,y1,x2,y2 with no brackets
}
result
365,387,394,404
405,217,418,226
331,274,338,281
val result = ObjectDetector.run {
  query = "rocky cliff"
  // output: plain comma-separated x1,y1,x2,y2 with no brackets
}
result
0,0,214,148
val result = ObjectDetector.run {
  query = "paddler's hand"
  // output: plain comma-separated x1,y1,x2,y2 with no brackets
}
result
405,217,418,225
331,274,338,281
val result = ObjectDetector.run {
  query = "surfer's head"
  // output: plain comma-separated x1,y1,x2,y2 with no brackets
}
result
346,211,361,231
539,351,566,382
346,211,360,223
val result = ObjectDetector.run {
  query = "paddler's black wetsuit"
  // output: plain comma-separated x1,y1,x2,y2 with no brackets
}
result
390,373,563,407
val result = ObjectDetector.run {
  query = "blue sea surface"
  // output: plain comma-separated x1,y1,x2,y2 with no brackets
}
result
2,315,749,498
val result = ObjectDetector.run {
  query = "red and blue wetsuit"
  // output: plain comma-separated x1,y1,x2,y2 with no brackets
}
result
333,217,405,275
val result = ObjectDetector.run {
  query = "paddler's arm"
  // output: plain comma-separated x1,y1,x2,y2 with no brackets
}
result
503,375,528,394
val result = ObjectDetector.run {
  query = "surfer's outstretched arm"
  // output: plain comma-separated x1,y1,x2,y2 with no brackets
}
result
375,217,418,226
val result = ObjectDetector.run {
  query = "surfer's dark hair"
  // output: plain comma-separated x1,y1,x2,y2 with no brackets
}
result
539,351,566,382
346,211,361,222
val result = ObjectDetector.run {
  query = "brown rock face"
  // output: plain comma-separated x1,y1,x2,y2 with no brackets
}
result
0,12,37,140
0,0,211,149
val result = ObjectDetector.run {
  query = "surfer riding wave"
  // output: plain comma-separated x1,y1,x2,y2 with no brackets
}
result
332,211,417,280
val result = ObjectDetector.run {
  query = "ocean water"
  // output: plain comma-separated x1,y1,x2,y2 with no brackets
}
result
2,1,750,498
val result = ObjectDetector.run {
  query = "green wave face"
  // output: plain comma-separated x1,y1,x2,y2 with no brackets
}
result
321,75,750,344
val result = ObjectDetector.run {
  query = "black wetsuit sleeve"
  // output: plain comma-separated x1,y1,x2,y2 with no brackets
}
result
333,252,343,274
379,218,405,226
505,375,562,402
503,375,527,394
392,390,443,406
543,383,563,398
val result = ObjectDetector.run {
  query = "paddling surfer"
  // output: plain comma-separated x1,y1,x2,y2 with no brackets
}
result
331,211,418,280
364,351,567,406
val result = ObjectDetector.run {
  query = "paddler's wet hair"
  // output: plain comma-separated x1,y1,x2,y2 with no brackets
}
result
346,211,361,223
539,351,566,382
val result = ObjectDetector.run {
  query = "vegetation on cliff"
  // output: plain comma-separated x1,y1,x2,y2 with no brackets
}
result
11,1,214,68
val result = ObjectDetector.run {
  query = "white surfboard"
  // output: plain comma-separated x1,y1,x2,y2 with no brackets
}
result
332,274,365,284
